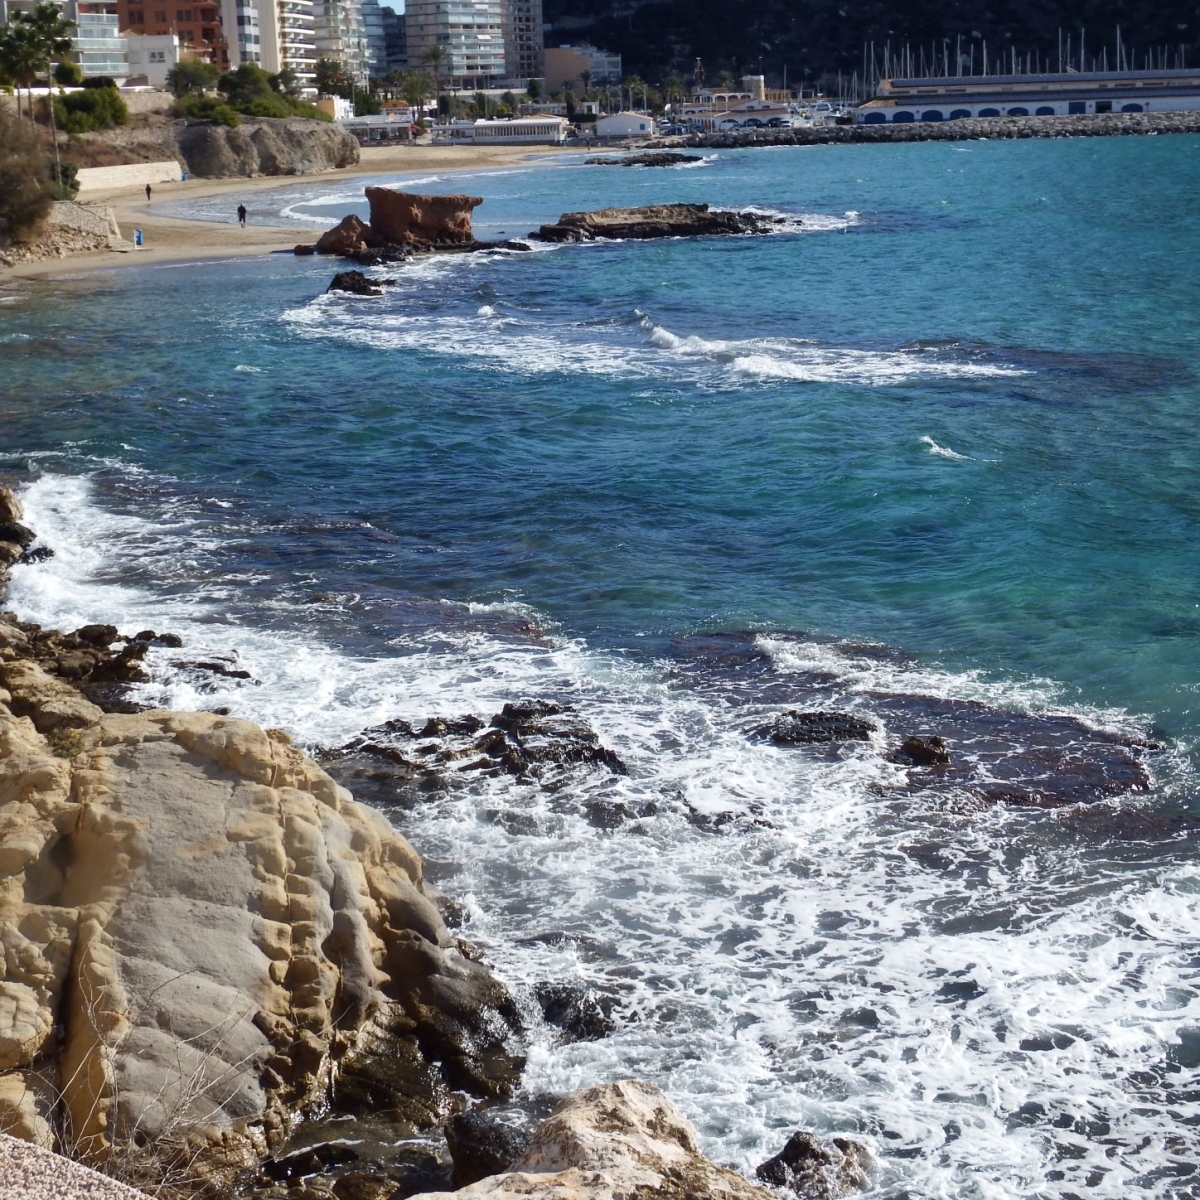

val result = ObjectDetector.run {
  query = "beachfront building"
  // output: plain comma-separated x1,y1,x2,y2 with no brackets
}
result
115,0,225,69
404,0,505,90
431,114,566,141
1,0,129,78
312,0,371,82
257,0,316,90
594,110,654,138
543,42,619,94
856,69,1200,122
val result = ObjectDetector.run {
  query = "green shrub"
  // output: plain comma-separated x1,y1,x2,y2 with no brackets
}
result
81,75,116,88
53,85,128,132
54,58,83,86
165,57,219,97
53,159,79,198
171,93,239,126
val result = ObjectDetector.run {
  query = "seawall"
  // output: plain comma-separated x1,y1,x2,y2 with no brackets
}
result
695,109,1200,148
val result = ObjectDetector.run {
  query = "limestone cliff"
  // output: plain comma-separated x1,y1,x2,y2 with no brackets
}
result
175,117,359,178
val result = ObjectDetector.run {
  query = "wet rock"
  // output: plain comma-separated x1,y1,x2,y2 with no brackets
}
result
445,1109,534,1187
331,1172,399,1200
133,629,184,647
583,798,634,828
265,1144,361,1183
896,734,951,766
486,700,627,777
532,203,791,243
0,521,35,548
328,270,383,297
348,246,415,266
585,152,704,167
420,714,485,738
17,544,54,565
534,982,617,1042
294,243,316,255
755,1130,873,1199
753,710,876,745
314,214,374,256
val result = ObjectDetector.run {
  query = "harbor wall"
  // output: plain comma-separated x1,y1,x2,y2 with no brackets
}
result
694,109,1200,147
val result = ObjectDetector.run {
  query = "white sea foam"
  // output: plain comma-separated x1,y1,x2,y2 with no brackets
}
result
921,435,972,459
7,471,1198,1200
234,364,263,373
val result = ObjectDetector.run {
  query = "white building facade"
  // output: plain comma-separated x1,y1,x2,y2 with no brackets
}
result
258,0,316,90
124,30,180,85
220,0,263,65
405,0,505,89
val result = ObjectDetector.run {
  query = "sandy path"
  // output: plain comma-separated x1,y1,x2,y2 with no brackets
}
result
3,143,581,282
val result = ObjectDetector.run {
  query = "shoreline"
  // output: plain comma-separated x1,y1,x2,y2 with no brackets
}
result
1,143,575,283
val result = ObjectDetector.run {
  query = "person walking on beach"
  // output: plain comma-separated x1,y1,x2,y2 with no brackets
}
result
145,184,152,202
237,204,247,227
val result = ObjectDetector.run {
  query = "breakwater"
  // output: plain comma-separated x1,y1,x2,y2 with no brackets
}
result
692,108,1200,148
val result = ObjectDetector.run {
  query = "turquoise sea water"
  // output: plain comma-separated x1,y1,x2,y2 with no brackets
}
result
3,136,1200,1197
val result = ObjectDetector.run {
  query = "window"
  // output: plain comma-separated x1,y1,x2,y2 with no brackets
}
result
1095,100,1112,114
921,109,944,121
148,49,165,61
1068,101,1085,114
949,108,971,119
1007,106,1028,116
1035,106,1055,116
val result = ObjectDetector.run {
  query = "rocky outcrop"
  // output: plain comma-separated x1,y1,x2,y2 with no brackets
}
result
314,214,376,256
409,1080,780,1200
327,269,383,296
0,202,128,268
174,118,359,179
0,536,520,1188
532,203,792,242
755,1131,872,1199
585,152,704,167
365,188,483,246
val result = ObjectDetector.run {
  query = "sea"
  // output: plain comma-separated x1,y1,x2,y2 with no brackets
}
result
2,135,1199,1199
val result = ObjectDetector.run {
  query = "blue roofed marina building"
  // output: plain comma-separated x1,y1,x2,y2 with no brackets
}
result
855,69,1200,123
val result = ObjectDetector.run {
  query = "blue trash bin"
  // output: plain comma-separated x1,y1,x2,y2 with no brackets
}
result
134,228,143,247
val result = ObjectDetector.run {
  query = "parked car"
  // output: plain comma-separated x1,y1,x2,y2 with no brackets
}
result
717,118,742,130
765,117,788,127
742,117,764,127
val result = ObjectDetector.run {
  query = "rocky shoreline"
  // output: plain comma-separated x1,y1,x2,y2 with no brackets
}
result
0,483,876,1200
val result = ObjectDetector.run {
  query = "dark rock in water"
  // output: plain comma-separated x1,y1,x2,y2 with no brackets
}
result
18,543,54,565
330,1169,402,1200
172,657,253,680
486,700,628,777
499,239,532,251
531,203,793,243
293,242,316,255
328,269,383,296
534,981,617,1041
75,623,119,646
585,151,705,167
420,714,485,737
264,1143,360,1183
584,798,634,828
383,1146,453,1199
896,734,951,766
445,1108,534,1187
753,710,876,745
349,246,415,266
756,1130,872,1199
0,520,35,547
133,629,184,647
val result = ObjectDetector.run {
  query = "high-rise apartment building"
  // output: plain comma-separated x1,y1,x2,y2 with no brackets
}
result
404,0,505,89
2,0,129,78
501,0,539,81
312,0,367,82
257,0,315,89
219,0,260,64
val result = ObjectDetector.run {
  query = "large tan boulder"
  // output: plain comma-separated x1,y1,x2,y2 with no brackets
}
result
0,698,518,1181
314,213,376,255
365,188,483,245
410,1080,777,1200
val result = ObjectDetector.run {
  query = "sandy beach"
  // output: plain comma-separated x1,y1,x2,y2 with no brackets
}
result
2,143,573,282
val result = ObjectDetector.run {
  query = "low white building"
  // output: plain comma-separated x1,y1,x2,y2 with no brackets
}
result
594,111,655,138
432,115,567,143
123,32,181,88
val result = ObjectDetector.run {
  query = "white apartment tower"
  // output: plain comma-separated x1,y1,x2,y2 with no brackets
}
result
405,0,505,89
220,0,263,65
257,0,317,90
502,0,540,81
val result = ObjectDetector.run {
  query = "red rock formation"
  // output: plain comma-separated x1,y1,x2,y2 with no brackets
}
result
313,213,375,255
365,188,483,245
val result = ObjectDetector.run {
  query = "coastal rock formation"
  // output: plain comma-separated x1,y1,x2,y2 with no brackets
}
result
314,214,376,256
327,269,383,296
174,118,359,179
0,530,520,1186
365,188,483,246
409,1079,778,1200
532,203,789,242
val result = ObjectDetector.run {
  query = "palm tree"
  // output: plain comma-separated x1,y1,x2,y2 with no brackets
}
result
1,22,47,123
400,69,432,116
18,2,75,177
420,43,449,117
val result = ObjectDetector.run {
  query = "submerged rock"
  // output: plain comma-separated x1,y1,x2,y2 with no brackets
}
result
896,734,951,766
755,1130,873,1199
753,710,877,745
531,202,791,243
408,1079,777,1200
